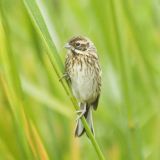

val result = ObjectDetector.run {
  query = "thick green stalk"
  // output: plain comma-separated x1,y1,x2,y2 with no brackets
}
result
110,0,143,160
0,9,33,160
23,0,106,159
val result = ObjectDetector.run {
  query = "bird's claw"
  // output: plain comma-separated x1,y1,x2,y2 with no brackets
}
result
59,73,69,82
75,108,86,121
75,110,83,114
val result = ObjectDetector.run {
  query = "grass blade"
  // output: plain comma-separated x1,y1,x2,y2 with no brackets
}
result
23,0,106,159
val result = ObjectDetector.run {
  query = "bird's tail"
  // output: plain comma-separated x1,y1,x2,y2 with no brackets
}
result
75,104,94,137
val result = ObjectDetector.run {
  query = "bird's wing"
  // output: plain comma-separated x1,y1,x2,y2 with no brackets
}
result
92,95,100,110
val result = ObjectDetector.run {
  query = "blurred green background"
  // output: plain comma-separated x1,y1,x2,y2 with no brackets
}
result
0,0,160,160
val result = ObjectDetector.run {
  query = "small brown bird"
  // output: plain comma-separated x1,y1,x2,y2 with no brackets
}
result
64,36,101,137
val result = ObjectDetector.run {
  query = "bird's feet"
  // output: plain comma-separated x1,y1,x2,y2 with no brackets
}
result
75,106,86,121
59,73,69,81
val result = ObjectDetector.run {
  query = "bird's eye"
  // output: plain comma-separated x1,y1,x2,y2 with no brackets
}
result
75,42,80,47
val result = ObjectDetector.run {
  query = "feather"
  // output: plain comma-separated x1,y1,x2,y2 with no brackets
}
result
75,104,94,137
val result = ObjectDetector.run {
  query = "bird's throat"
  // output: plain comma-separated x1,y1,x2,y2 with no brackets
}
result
71,49,77,55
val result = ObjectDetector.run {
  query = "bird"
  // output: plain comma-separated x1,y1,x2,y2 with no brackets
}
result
64,36,101,137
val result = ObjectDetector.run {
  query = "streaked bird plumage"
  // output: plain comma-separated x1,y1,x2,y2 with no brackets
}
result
64,36,101,137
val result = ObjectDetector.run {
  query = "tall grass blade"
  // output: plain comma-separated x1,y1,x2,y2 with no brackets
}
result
23,0,106,159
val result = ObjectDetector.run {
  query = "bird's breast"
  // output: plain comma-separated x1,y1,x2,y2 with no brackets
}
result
69,58,99,103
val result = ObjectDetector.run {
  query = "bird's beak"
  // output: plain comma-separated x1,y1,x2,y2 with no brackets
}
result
64,43,71,49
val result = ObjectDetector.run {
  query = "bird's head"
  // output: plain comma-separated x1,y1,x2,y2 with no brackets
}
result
64,36,97,56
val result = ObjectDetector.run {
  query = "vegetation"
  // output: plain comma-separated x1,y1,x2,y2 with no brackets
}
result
0,0,160,160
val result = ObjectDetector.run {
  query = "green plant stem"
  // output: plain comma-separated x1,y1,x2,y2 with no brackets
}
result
110,1,143,160
0,7,33,159
23,0,106,159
